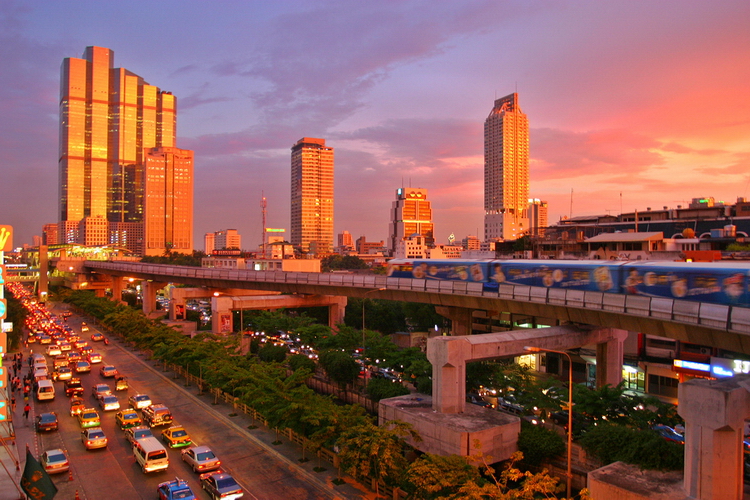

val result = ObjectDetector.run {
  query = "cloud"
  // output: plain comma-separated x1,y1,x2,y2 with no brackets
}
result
178,83,233,111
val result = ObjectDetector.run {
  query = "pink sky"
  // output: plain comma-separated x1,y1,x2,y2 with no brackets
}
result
1,1,748,249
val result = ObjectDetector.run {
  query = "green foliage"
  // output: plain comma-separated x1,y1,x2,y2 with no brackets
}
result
321,255,368,271
365,378,410,402
727,243,750,252
288,353,316,374
402,302,447,332
405,454,482,499
415,376,433,395
140,250,205,266
578,423,684,470
318,349,360,386
258,344,288,363
4,291,27,350
516,421,566,466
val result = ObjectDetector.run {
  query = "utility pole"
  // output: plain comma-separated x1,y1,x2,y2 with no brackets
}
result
260,193,267,258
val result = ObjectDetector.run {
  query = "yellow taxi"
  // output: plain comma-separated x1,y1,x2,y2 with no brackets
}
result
77,408,101,429
161,425,192,448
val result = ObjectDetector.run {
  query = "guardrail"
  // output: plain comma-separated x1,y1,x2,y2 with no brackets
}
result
87,261,750,335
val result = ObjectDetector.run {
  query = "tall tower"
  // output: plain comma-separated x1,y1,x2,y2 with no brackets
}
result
290,138,334,255
388,187,434,255
528,199,548,237
483,93,529,242
58,46,188,255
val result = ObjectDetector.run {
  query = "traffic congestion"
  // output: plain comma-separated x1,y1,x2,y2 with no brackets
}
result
7,282,259,500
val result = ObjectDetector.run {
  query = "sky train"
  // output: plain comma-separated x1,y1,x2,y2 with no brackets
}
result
386,259,750,307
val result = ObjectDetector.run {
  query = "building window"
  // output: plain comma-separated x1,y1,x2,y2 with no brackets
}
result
647,374,678,398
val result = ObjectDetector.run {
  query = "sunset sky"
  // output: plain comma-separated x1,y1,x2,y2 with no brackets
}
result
1,1,749,249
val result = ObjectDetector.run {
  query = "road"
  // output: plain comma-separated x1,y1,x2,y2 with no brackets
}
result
19,308,357,500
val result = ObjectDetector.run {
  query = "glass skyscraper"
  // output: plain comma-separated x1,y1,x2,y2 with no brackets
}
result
58,46,191,254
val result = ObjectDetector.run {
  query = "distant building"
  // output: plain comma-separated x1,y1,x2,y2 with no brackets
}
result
204,233,216,254
108,222,144,254
461,235,481,250
528,199,548,237
291,137,334,255
394,233,430,259
42,224,58,246
214,229,241,250
143,147,194,256
77,216,108,246
356,236,386,255
388,187,434,255
484,93,529,242
337,231,354,253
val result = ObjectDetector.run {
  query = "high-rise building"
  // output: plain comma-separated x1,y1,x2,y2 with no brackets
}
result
388,187,434,255
528,199,548,237
204,233,216,254
290,137,334,255
214,229,241,250
484,93,529,242
338,230,354,250
42,224,58,246
143,147,193,256
58,46,190,255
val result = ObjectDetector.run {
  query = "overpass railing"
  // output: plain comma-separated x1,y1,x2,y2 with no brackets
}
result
87,261,750,335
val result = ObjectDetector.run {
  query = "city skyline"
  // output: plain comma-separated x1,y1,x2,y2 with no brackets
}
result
1,1,748,248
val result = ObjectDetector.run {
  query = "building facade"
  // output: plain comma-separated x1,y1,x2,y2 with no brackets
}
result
528,199,548,237
58,46,192,255
213,229,241,250
388,187,434,255
484,93,529,242
142,147,194,256
290,138,334,255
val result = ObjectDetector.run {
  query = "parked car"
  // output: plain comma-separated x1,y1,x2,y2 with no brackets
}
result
652,424,685,444
199,471,244,500
181,445,221,473
162,425,192,448
157,478,196,500
35,412,59,432
40,449,69,474
81,427,108,450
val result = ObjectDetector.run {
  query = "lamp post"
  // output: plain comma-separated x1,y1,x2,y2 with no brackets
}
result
362,288,386,378
525,346,573,499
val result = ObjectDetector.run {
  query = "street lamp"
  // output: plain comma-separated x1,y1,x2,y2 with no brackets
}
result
525,346,573,499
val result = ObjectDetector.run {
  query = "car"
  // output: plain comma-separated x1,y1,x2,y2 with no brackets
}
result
90,332,104,342
162,425,192,448
40,449,70,474
92,383,112,399
115,408,143,429
74,360,91,373
64,378,84,397
69,396,86,416
125,425,154,446
80,322,89,332
77,408,101,429
87,352,102,364
74,339,88,349
181,445,221,473
99,394,120,411
39,335,52,344
467,394,492,408
80,345,93,354
142,404,173,427
53,366,73,381
58,341,72,352
53,354,69,369
99,365,118,378
128,394,152,410
67,351,82,364
45,345,62,356
157,478,196,500
199,471,244,500
652,424,685,444
35,412,59,432
81,427,108,450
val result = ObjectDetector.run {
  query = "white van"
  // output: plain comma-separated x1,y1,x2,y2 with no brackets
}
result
133,436,169,473
36,379,55,401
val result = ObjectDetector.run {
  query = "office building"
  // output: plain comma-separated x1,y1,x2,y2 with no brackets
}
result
355,236,385,255
42,224,58,246
338,230,354,251
290,137,334,255
388,187,434,255
213,229,241,250
58,46,191,255
528,199,548,237
484,93,529,242
142,147,193,256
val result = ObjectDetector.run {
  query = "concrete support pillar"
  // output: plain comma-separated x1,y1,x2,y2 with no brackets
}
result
327,296,347,330
435,306,474,336
595,328,628,389
38,245,49,302
427,336,472,413
141,281,167,316
111,276,125,304
212,296,234,334
678,376,750,500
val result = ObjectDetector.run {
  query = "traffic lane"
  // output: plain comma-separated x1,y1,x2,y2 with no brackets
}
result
96,333,340,499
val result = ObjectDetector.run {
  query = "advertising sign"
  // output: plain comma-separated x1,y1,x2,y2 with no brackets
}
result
0,225,12,252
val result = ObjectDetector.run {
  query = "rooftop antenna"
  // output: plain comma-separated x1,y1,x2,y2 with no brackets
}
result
570,188,573,220
260,192,267,258
620,192,623,215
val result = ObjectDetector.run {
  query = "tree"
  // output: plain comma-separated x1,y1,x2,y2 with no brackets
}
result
321,255,368,272
258,344,287,363
288,353,316,374
365,378,410,402
516,421,565,466
405,453,483,499
318,349,360,387
337,421,421,495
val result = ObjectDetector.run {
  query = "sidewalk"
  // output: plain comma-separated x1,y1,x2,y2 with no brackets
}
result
0,351,34,500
